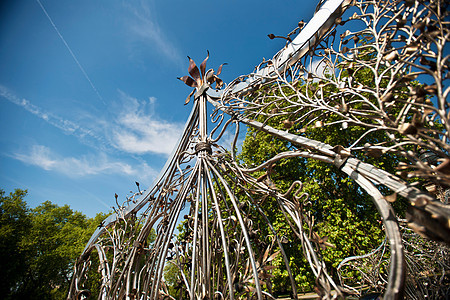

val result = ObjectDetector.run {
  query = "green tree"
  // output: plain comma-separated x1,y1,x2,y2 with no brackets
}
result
237,86,408,293
0,189,31,297
164,261,184,299
21,201,95,299
0,188,107,299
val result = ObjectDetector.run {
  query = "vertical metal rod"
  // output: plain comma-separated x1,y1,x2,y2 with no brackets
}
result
206,159,263,299
199,94,208,143
190,163,202,300
205,163,235,299
201,162,211,297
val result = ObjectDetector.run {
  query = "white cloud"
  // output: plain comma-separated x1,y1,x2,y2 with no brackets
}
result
13,145,57,170
11,144,158,181
0,85,100,143
1,85,183,156
112,90,183,155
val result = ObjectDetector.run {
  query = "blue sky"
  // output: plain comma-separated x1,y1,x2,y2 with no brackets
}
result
0,0,318,217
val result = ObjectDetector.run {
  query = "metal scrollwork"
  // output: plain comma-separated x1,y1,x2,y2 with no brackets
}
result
69,0,449,299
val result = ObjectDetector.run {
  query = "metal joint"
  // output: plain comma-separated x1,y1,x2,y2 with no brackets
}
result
333,155,349,170
195,141,212,155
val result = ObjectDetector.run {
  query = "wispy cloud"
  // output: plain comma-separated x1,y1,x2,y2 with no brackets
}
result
11,144,158,181
123,0,183,67
112,90,183,155
0,85,96,138
0,85,183,156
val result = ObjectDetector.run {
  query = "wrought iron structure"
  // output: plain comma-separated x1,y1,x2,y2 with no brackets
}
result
69,0,449,299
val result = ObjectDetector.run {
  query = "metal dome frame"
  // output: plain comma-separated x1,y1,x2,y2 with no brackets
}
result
69,0,450,299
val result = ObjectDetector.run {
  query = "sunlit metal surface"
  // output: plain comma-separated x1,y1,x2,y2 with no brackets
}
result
69,0,449,299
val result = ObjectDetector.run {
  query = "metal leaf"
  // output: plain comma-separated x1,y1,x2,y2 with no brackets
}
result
262,244,271,263
200,50,209,78
385,193,397,203
178,76,198,88
214,76,224,89
266,250,280,263
184,89,195,105
206,70,215,84
187,56,201,85
217,63,227,75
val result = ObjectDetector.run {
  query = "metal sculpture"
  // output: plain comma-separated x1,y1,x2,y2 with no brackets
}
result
69,0,449,299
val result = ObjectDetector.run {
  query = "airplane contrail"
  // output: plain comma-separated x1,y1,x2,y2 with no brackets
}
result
36,0,106,105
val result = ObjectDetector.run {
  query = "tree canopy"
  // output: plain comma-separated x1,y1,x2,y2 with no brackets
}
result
0,189,108,299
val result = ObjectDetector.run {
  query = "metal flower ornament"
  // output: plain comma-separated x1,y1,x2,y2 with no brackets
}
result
178,51,227,104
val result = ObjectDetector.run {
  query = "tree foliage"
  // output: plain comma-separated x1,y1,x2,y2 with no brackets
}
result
236,82,409,293
0,188,107,299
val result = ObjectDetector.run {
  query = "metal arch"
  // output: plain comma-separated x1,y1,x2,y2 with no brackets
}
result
69,0,450,299
207,0,352,99
75,0,352,277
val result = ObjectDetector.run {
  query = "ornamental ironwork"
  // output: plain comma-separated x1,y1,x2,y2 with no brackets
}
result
68,0,449,299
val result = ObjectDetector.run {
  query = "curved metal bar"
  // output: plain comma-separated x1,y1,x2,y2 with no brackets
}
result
337,237,387,272
341,163,405,299
189,161,202,300
79,101,199,257
206,158,264,299
208,0,352,99
209,96,413,297
69,0,449,299
242,188,299,299
204,160,235,300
